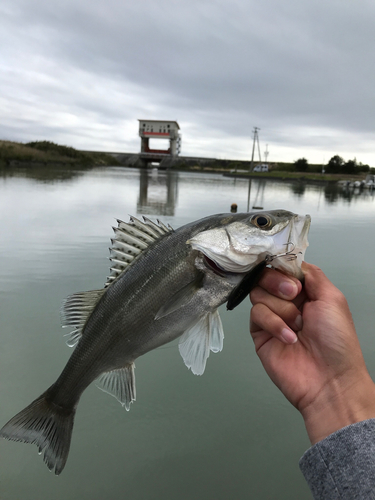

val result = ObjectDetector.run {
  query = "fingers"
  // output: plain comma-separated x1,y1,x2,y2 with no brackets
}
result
250,285,302,330
250,303,298,350
256,267,302,300
249,268,304,347
249,265,309,348
250,287,302,344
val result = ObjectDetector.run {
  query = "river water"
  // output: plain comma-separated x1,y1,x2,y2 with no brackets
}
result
0,167,374,499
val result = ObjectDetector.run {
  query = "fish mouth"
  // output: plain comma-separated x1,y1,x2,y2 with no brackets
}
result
292,214,311,243
289,214,311,256
269,214,311,279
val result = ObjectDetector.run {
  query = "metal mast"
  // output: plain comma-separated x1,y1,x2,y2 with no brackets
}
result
249,127,261,173
247,126,262,211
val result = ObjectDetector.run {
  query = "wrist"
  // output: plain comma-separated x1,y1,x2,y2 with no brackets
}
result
301,372,375,445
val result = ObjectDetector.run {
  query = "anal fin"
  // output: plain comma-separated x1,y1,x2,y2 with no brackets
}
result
96,364,136,411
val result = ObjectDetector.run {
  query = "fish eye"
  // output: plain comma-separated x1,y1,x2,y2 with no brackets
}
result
251,214,272,229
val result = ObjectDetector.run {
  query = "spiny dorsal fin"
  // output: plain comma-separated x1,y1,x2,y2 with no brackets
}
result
105,216,173,287
61,289,105,347
61,217,174,347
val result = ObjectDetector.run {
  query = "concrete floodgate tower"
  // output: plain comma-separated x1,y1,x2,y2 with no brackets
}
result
139,120,181,167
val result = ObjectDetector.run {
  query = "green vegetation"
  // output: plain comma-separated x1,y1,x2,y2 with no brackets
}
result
293,157,309,172
1,140,373,182
291,155,372,175
246,171,341,181
0,140,120,168
324,155,370,174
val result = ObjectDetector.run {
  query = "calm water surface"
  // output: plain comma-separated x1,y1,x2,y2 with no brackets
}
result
0,167,374,500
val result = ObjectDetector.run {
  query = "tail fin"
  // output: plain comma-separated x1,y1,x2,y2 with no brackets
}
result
0,391,75,475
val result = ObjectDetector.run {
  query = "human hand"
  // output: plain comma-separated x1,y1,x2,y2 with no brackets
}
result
250,262,375,444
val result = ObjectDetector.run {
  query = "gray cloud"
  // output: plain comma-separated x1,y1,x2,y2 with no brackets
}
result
1,0,375,164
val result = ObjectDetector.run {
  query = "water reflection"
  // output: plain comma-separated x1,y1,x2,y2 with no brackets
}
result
0,164,87,183
250,179,266,208
0,164,373,210
242,176,374,210
137,168,179,215
338,184,375,203
324,183,340,203
0,166,375,500
291,182,306,198
322,182,375,204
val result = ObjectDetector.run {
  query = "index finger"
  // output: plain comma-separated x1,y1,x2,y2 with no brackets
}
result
257,267,302,301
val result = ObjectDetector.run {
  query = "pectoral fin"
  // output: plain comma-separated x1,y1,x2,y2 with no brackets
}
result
155,273,204,320
209,310,224,353
96,364,136,411
178,309,224,375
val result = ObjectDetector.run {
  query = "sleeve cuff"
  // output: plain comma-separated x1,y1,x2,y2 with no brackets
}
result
299,419,375,499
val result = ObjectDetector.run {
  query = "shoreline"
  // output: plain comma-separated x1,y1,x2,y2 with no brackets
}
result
222,171,338,184
0,160,368,185
0,140,370,184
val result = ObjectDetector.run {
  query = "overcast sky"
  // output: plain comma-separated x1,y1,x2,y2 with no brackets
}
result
1,0,375,165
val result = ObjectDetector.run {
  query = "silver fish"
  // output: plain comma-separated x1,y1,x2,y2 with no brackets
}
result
0,210,310,474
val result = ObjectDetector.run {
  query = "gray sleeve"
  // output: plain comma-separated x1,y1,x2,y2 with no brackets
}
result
299,419,375,500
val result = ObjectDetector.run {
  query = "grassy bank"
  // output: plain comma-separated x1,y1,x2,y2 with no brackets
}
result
0,140,120,168
168,157,371,182
1,140,370,184
222,170,367,182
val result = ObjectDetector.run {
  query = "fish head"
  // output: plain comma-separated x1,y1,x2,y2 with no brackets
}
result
188,210,311,280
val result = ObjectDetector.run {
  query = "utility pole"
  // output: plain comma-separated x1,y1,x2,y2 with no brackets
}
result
247,126,261,211
249,127,261,173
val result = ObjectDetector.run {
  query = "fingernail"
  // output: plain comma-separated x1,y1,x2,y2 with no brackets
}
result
281,328,298,344
295,314,303,330
279,281,298,298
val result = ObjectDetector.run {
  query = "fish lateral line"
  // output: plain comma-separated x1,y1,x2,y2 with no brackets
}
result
0,211,311,475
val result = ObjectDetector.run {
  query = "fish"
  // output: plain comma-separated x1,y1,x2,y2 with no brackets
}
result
0,210,310,474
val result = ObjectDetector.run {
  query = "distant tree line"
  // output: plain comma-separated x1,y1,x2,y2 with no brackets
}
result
293,155,372,174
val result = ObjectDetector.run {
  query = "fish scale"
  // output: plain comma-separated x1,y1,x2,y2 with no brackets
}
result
0,210,310,474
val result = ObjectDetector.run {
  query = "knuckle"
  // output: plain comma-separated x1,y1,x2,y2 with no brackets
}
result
336,290,348,307
249,285,266,304
250,303,266,323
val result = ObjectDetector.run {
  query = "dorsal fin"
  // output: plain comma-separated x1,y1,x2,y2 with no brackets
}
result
105,216,173,287
61,216,173,347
